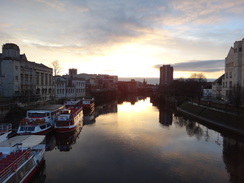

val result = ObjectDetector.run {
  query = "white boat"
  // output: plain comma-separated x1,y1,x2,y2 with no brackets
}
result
0,135,46,183
17,105,63,135
0,124,12,143
55,100,83,133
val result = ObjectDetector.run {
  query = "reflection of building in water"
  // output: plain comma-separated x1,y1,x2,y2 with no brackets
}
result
83,101,118,126
95,101,117,116
223,136,244,183
159,105,172,126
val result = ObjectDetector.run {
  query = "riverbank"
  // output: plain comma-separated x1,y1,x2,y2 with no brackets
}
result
177,102,244,135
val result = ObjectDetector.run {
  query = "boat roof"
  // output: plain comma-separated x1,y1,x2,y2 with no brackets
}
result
65,100,81,105
28,105,64,111
0,135,45,148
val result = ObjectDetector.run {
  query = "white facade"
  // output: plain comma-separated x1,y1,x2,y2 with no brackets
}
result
54,69,86,99
212,74,223,99
222,38,244,100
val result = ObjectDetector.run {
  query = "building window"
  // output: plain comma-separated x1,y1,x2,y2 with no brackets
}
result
45,74,48,85
226,72,228,78
229,72,232,78
239,47,242,52
21,74,23,83
36,72,39,85
41,73,44,85
15,66,18,70
30,75,32,84
15,76,18,81
25,74,28,84
229,81,232,87
36,88,40,94
49,74,52,85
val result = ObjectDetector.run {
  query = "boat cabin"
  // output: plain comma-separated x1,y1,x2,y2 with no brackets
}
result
57,109,71,121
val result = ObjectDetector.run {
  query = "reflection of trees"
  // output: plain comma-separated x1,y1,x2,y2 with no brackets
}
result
174,115,204,140
117,95,147,105
223,136,244,183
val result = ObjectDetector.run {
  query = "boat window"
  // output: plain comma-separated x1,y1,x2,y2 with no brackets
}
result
28,127,35,131
6,158,34,183
20,126,35,131
40,125,46,129
47,123,51,127
60,110,70,114
28,113,45,118
20,127,25,131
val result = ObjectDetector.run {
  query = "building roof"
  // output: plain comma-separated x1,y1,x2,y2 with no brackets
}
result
2,43,20,51
213,74,224,84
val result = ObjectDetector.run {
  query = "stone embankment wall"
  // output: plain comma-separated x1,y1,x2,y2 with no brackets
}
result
177,102,244,135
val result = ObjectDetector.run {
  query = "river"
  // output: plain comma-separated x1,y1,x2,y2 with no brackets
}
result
34,97,244,183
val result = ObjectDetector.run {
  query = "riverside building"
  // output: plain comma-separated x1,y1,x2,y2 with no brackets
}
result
159,65,173,86
222,38,244,101
53,68,86,99
0,43,53,101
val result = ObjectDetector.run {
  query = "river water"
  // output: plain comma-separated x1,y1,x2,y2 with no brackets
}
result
36,97,244,183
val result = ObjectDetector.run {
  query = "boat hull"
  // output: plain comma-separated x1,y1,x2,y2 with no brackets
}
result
55,125,77,133
55,117,82,133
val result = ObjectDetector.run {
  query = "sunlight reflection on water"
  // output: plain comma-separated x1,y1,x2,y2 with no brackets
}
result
40,97,243,183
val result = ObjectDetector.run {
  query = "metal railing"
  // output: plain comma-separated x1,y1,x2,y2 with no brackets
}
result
0,123,12,134
0,149,32,182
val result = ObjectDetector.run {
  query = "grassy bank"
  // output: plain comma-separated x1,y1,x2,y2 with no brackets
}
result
178,102,244,134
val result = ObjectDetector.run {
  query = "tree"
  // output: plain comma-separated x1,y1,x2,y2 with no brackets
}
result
186,73,207,99
51,60,62,76
188,73,207,83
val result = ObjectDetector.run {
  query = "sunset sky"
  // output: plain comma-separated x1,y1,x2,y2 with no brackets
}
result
1,0,244,79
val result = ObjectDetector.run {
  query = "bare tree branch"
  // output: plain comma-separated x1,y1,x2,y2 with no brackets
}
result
51,60,62,76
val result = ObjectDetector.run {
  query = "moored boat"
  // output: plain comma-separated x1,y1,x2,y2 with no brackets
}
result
17,105,63,135
0,135,46,183
81,98,95,110
55,100,83,133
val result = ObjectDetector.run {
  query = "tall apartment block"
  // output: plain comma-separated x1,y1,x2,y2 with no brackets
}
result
159,65,173,86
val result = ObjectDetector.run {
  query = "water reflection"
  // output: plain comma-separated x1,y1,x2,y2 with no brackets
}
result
38,97,244,183
55,124,83,152
158,104,173,127
223,136,244,183
32,161,46,183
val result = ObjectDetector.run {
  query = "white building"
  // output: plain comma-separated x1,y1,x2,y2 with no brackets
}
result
0,43,53,101
222,38,244,101
54,69,86,99
212,74,224,99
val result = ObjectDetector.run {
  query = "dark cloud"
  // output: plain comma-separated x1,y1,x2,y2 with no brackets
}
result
154,60,224,72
